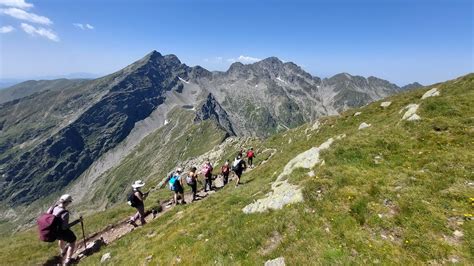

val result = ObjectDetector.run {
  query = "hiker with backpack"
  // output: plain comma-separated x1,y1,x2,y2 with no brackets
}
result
186,166,199,201
201,159,214,192
221,160,231,186
127,180,149,227
169,168,186,205
246,147,255,168
232,155,247,187
38,194,82,265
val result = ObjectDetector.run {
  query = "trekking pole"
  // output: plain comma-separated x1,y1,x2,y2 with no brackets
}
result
80,217,87,249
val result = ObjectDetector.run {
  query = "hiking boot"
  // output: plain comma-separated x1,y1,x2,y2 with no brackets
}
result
63,257,76,265
128,220,138,227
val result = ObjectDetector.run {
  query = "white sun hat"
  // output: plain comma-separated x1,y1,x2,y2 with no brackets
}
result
132,180,145,189
176,167,183,173
59,194,73,203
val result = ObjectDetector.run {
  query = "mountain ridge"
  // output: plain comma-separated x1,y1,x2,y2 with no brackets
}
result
0,50,423,217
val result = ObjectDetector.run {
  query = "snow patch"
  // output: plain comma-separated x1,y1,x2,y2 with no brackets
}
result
178,77,189,84
276,76,287,84
421,88,440,99
164,119,170,126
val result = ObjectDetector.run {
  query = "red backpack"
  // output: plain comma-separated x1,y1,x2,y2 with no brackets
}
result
247,150,254,158
37,207,67,242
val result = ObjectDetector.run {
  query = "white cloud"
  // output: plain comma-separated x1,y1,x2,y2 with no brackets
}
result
227,55,261,64
73,23,84,29
0,25,14,33
203,56,225,63
21,23,59,41
0,0,33,9
74,23,94,30
1,7,52,25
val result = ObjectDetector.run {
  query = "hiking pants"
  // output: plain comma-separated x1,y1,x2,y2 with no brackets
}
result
248,157,253,166
188,182,197,200
131,204,146,225
223,173,229,185
205,175,212,191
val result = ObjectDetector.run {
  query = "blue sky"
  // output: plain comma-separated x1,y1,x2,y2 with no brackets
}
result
0,0,472,85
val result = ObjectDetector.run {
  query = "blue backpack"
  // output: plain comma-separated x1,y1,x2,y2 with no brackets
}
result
168,175,179,190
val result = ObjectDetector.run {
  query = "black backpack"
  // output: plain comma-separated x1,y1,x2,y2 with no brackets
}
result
127,191,141,207
232,159,242,172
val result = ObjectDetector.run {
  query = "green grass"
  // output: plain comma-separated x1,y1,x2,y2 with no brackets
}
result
1,74,473,265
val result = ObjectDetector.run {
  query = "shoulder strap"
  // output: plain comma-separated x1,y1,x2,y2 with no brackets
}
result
47,205,55,214
56,209,68,217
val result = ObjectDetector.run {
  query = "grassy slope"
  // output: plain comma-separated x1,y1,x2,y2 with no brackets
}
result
1,74,472,264
87,107,228,207
0,108,228,264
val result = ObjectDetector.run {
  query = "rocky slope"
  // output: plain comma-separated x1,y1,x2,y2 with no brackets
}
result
0,50,421,218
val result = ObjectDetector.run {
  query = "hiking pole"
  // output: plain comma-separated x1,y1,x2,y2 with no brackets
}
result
80,217,87,249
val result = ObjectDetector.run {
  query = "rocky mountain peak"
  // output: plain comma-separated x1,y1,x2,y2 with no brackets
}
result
194,93,235,136
258,56,283,66
401,82,423,90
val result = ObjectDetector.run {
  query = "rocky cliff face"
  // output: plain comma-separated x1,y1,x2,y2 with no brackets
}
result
0,50,417,210
194,93,235,136
0,51,190,205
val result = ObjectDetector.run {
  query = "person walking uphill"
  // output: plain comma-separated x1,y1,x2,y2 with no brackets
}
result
169,168,186,205
186,166,199,201
201,159,214,192
43,194,82,265
246,147,255,168
232,155,247,187
221,160,231,186
128,180,148,227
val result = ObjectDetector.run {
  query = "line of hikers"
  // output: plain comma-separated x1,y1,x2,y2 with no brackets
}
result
37,148,255,265
128,148,255,227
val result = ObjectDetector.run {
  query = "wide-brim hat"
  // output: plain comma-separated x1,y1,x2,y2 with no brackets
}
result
59,194,73,203
132,180,145,188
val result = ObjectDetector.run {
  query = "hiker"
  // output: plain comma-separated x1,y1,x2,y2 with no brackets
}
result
186,166,199,201
169,168,186,205
46,194,82,265
232,155,247,187
238,148,243,158
221,160,231,186
201,159,213,192
246,147,255,167
128,180,148,227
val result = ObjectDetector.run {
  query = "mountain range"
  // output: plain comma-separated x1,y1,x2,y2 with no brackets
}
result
0,51,422,221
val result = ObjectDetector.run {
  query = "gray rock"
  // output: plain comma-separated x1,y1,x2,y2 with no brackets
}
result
100,253,111,263
358,122,371,130
421,88,440,99
264,257,286,266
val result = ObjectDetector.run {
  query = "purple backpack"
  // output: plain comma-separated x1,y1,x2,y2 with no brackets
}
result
37,207,67,242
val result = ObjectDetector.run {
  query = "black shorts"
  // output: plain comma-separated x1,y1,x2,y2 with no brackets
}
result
56,229,77,243
173,183,184,194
